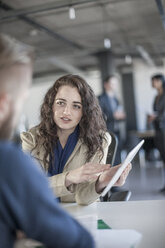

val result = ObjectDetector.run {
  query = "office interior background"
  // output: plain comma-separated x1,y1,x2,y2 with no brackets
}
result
1,0,165,200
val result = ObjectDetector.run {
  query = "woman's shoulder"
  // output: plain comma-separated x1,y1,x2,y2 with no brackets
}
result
20,126,40,147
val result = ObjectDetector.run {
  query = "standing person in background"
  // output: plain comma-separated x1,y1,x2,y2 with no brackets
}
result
98,75,126,165
0,33,95,248
21,74,131,205
148,74,165,193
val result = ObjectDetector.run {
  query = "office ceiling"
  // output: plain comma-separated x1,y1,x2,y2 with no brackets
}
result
0,0,165,78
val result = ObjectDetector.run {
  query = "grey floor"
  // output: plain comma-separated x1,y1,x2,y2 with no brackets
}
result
120,157,165,201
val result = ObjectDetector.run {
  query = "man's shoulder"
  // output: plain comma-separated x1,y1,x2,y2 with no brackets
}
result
98,92,108,102
0,141,24,172
0,141,34,168
98,92,106,99
0,141,28,162
0,141,43,181
0,141,18,155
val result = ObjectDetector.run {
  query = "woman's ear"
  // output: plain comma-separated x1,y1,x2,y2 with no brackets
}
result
0,93,10,123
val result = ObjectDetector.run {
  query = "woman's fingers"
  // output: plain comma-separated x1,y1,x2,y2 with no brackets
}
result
95,163,132,192
65,163,110,185
115,163,132,186
67,162,132,188
79,163,110,181
83,163,110,175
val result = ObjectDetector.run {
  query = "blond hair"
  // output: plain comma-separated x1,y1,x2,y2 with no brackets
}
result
0,34,34,93
0,34,34,70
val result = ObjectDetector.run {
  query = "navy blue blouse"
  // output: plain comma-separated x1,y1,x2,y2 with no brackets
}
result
48,126,79,176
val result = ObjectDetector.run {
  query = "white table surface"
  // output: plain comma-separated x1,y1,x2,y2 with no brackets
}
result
63,200,165,248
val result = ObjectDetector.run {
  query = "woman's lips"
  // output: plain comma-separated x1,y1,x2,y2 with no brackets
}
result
60,117,71,123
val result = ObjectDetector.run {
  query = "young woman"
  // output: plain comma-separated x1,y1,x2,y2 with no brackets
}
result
21,74,131,205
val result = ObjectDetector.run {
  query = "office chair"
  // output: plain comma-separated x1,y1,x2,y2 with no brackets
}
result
100,131,131,202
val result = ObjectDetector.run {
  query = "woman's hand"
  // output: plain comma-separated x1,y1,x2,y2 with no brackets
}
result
16,230,26,239
147,113,157,123
95,163,132,193
65,163,110,187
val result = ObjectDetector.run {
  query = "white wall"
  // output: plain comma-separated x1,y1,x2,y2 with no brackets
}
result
23,81,53,128
133,59,165,130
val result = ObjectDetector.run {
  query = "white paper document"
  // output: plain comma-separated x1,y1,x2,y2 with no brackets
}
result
101,139,144,197
94,229,142,248
76,215,142,248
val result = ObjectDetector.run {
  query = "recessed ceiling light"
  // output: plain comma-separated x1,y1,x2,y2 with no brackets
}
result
69,7,76,20
104,38,111,49
29,29,38,36
125,55,132,64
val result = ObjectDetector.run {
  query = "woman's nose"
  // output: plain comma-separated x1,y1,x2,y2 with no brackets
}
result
63,105,71,115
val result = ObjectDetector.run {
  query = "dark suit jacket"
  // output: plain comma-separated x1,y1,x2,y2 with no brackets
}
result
98,93,119,133
153,92,165,131
153,92,165,162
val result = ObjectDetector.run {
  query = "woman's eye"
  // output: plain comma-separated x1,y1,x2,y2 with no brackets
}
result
57,101,65,106
73,104,81,109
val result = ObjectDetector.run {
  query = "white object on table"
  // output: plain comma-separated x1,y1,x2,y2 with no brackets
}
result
94,229,142,248
63,200,165,248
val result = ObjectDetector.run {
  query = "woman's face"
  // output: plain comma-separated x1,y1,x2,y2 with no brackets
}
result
52,85,83,133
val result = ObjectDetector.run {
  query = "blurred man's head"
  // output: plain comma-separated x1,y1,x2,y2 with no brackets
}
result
0,34,34,140
151,73,165,92
103,75,118,93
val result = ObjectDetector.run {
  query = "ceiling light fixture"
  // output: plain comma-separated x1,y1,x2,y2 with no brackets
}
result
69,6,76,20
29,29,38,36
125,55,132,64
104,38,111,49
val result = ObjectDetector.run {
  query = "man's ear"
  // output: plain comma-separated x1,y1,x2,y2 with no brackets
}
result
0,94,10,122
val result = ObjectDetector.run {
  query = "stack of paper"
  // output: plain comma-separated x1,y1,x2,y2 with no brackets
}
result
76,216,142,248
93,229,142,248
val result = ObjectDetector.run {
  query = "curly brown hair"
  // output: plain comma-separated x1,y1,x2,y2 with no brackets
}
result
36,74,107,170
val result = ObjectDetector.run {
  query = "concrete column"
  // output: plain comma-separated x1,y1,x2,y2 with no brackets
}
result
97,50,116,85
121,71,137,132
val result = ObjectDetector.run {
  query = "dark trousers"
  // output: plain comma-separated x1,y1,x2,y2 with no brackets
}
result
155,129,165,164
113,131,122,165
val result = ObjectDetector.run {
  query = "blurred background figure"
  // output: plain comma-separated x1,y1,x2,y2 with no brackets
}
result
148,74,165,192
98,75,126,165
